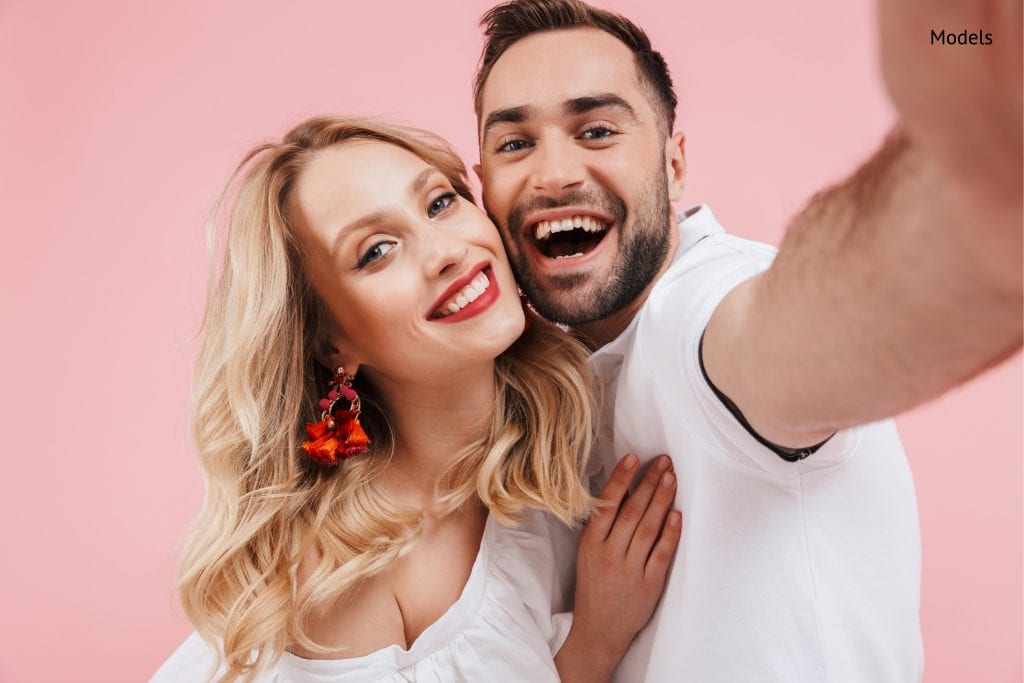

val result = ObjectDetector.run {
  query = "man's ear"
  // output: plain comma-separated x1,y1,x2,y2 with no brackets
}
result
665,132,686,201
472,163,483,182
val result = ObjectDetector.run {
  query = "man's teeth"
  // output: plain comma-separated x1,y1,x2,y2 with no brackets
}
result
534,216,607,240
435,271,490,318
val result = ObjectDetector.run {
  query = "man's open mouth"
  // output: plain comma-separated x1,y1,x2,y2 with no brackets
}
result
531,215,610,259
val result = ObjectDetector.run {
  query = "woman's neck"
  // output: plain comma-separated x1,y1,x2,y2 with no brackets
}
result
367,363,496,508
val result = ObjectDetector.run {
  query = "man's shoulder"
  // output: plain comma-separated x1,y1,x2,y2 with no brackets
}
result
668,206,777,282
619,210,776,373
591,207,775,360
643,222,775,326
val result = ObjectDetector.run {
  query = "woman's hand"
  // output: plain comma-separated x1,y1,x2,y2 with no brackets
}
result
555,453,681,683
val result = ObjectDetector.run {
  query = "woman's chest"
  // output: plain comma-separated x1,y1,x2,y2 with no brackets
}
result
389,512,486,644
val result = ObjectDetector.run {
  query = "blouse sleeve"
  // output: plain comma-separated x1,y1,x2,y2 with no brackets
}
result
150,631,223,683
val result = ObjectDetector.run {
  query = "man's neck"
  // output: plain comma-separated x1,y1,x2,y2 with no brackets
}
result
575,225,681,349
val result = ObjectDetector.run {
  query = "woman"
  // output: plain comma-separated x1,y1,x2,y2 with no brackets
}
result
154,117,680,682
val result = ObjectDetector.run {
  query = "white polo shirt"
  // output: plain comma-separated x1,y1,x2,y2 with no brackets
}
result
590,205,923,682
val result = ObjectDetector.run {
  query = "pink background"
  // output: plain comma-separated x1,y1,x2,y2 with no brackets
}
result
1,1,1020,681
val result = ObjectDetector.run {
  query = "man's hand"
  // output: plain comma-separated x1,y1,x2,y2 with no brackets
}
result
880,0,1021,210
555,453,681,683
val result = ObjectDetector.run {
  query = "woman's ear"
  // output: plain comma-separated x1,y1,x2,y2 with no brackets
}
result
323,344,364,376
312,316,363,377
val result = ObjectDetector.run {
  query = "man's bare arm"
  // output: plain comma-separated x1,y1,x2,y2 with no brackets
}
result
702,0,1021,448
705,130,1021,446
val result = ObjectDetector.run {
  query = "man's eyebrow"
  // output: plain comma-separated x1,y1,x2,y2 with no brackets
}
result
564,93,637,119
481,95,639,142
332,167,438,255
481,105,535,140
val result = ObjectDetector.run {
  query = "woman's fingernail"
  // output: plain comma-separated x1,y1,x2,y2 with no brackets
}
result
623,453,638,470
662,472,675,488
668,511,682,527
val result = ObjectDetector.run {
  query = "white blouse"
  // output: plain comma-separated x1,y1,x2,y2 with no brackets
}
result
152,510,578,682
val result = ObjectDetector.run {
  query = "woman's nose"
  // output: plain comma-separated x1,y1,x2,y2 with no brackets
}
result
421,224,470,278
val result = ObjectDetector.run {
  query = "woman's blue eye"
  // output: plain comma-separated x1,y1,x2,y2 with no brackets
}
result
357,241,396,268
428,192,458,218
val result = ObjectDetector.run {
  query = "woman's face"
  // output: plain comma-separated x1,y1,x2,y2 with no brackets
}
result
291,140,526,386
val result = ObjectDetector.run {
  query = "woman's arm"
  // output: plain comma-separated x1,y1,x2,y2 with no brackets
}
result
555,453,681,682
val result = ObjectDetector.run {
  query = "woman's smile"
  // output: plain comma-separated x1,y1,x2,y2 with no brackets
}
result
429,263,500,322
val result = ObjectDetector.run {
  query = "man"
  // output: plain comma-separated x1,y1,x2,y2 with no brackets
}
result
472,0,1022,681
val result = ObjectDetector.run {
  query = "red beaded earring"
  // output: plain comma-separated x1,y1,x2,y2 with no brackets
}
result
301,365,371,465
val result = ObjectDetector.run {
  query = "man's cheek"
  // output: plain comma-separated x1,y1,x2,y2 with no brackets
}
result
486,174,514,207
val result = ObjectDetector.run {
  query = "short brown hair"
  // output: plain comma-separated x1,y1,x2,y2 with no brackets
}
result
474,0,678,135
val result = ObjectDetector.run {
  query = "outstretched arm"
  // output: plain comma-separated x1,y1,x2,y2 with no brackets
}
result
703,0,1022,447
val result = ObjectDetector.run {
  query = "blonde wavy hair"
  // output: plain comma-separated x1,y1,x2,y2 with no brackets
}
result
178,116,597,681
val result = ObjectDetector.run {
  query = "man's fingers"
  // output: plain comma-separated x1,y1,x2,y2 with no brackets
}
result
625,468,677,566
606,455,671,552
585,453,639,541
645,510,683,581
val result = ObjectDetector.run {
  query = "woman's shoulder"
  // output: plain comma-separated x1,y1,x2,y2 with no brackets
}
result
151,631,220,683
150,631,279,683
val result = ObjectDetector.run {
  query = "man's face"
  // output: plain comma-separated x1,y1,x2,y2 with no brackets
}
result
477,27,682,325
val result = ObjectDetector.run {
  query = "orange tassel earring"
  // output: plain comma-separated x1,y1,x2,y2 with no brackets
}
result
301,365,371,465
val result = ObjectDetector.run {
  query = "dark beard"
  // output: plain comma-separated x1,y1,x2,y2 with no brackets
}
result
498,166,673,326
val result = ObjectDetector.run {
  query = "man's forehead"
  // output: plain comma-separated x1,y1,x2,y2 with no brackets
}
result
479,27,647,121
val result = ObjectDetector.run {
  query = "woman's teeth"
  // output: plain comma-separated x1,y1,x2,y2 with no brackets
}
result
434,271,490,318
533,216,607,240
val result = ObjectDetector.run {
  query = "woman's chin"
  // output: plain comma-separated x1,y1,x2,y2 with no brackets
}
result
496,307,529,352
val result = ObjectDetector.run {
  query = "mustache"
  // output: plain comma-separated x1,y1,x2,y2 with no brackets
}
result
507,189,628,235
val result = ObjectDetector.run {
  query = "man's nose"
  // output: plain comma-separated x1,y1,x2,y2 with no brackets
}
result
529,137,585,197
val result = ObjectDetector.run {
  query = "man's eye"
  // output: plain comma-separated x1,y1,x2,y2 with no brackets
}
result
428,192,458,218
357,241,396,269
496,138,531,154
580,126,617,141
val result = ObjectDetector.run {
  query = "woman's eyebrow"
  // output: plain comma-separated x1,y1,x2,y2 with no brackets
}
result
331,168,440,256
409,167,437,196
332,210,388,256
